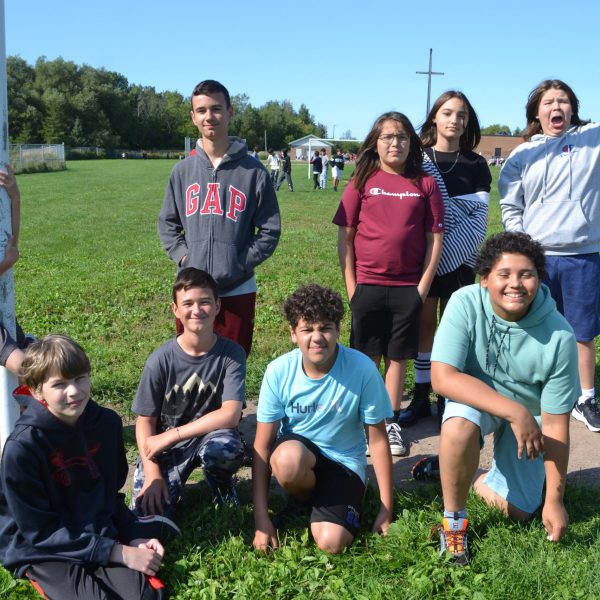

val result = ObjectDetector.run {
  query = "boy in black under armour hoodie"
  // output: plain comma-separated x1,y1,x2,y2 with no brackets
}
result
0,335,175,599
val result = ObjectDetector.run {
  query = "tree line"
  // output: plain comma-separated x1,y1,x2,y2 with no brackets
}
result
7,56,327,151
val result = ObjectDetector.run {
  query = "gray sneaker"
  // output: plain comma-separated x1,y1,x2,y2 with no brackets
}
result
386,421,408,456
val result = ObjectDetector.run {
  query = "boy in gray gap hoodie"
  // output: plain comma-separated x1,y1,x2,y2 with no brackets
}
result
158,80,281,357
499,79,600,433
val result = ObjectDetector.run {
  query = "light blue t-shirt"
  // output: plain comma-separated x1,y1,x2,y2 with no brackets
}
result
257,344,393,481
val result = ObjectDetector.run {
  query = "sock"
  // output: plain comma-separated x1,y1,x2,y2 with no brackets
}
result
578,388,595,405
444,509,467,521
414,352,432,384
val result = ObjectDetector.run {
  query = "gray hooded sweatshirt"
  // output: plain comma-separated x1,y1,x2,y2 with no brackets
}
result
158,137,281,293
499,122,600,255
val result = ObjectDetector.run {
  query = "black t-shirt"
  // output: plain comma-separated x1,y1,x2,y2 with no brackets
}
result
424,148,491,197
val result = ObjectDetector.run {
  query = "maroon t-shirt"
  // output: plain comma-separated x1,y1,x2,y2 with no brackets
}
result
333,169,444,285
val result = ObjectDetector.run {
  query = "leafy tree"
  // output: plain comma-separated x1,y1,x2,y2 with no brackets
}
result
481,124,512,135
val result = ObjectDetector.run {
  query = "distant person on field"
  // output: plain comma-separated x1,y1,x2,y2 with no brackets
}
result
0,335,173,599
276,148,294,192
320,149,329,189
158,80,281,356
131,268,246,518
267,148,280,186
499,79,600,432
330,148,345,191
252,284,393,554
251,146,260,160
310,150,322,190
432,232,578,565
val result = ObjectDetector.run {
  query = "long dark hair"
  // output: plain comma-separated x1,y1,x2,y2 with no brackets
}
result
353,112,423,191
523,79,589,141
420,90,481,151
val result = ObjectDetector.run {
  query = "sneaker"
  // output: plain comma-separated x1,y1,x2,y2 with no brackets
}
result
204,472,240,506
412,455,440,482
439,516,470,565
572,398,600,432
272,496,311,532
386,421,408,457
134,514,182,544
398,383,432,426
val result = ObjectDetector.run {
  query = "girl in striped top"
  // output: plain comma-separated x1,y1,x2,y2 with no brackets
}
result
399,91,491,427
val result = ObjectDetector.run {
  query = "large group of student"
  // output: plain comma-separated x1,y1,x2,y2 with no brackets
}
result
0,76,597,598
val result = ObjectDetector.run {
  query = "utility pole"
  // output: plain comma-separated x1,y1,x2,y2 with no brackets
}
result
0,0,19,450
416,48,444,116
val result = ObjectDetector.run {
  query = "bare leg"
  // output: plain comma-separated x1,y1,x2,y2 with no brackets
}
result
577,340,596,390
440,417,480,511
473,473,532,521
270,440,316,502
311,522,354,554
383,358,406,412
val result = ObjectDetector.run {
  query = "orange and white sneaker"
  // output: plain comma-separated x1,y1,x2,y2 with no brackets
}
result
439,516,470,565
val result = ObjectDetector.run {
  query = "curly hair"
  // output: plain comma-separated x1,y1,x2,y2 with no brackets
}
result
283,284,345,328
352,112,424,191
19,334,91,393
420,90,482,152
475,232,546,279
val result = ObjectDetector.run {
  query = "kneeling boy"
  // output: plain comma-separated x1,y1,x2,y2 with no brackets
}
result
131,268,246,517
0,335,166,599
432,232,579,565
253,284,394,554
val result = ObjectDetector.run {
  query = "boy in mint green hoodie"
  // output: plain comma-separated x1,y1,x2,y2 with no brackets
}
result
431,232,579,565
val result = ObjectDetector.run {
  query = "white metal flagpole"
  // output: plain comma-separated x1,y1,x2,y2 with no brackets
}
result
0,0,19,450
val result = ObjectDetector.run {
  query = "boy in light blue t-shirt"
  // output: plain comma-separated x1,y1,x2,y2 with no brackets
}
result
430,232,579,565
252,284,394,554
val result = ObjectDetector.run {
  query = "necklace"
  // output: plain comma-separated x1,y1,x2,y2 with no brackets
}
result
432,148,460,174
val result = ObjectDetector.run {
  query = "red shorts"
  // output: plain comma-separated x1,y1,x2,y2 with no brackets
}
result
176,292,256,356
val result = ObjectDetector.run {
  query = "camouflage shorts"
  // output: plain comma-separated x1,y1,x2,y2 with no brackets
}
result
130,427,244,516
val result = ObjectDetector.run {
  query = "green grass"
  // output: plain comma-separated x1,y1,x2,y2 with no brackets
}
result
2,161,600,599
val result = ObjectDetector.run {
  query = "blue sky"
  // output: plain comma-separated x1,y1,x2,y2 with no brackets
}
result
5,0,600,140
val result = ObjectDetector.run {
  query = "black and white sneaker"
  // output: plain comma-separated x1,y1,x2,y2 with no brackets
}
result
572,398,600,432
134,514,182,543
386,421,408,457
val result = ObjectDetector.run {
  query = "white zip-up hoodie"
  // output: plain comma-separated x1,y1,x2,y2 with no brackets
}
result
499,122,600,255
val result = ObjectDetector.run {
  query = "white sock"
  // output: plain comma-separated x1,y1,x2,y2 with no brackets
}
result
414,352,431,384
578,388,595,405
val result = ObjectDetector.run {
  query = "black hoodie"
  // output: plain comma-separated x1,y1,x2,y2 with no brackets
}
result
0,398,137,576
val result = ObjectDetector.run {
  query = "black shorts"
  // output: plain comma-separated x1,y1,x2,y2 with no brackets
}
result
428,264,475,299
350,284,422,360
271,433,365,536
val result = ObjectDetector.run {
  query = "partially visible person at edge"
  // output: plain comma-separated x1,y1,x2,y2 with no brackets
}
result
431,232,578,565
401,91,491,428
0,336,172,599
333,111,444,458
499,79,600,432
158,79,281,357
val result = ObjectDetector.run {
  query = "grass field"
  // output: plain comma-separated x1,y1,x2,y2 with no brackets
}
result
1,160,599,599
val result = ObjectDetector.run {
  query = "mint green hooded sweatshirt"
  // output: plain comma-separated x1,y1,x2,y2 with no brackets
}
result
432,283,579,417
